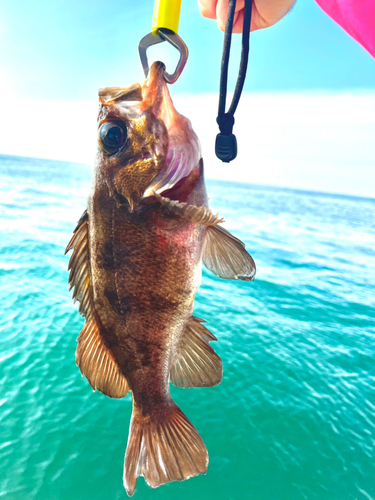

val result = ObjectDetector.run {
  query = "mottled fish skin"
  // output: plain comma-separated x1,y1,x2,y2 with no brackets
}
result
89,162,207,410
66,61,256,496
90,62,207,414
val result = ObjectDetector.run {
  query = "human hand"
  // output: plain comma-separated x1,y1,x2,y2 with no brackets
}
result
198,0,296,32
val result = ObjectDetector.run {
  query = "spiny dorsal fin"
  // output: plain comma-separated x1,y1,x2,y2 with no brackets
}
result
99,83,143,104
65,210,129,399
170,316,222,388
154,193,224,226
203,225,256,281
76,316,129,399
65,210,91,316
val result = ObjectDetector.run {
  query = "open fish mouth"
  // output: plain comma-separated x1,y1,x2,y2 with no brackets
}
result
143,143,199,198
141,62,201,199
99,61,201,209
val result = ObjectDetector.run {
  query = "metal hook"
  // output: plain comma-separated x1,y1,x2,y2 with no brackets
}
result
138,28,188,84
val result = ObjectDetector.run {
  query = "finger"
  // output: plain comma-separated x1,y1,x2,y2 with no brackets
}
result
198,0,218,20
216,2,264,33
199,4,217,19
234,0,245,13
232,9,245,33
216,0,229,31
216,0,243,31
232,6,258,33
251,0,297,29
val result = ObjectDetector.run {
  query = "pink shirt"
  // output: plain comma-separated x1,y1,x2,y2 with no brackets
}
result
316,0,375,58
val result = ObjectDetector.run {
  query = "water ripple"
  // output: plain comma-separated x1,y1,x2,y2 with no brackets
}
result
0,155,374,500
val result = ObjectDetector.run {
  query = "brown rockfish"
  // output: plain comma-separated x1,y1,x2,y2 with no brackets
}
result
66,62,255,496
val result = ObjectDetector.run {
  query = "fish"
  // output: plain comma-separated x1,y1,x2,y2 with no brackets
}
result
65,61,256,496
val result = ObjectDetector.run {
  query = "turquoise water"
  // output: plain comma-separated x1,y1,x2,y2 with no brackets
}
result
1,153,374,500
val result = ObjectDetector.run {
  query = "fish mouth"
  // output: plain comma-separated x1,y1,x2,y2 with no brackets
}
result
143,132,201,199
109,62,201,208
141,62,201,199
141,61,168,115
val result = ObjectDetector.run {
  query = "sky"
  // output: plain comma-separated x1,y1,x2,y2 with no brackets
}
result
0,0,375,197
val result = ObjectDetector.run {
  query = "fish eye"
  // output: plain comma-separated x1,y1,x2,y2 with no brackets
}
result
99,121,127,154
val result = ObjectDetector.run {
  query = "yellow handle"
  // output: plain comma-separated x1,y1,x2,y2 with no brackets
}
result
152,0,182,34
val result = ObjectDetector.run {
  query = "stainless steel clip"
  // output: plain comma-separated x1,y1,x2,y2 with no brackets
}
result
138,28,188,84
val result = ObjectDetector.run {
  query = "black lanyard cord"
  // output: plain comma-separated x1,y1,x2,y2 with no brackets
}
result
215,0,252,162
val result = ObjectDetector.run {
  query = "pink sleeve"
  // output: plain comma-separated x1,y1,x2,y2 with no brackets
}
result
315,0,375,58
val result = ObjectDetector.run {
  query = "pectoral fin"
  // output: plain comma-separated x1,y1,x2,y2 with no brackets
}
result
66,211,129,399
170,317,222,388
202,225,256,281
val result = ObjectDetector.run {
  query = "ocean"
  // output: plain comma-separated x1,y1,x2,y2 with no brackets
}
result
0,153,374,500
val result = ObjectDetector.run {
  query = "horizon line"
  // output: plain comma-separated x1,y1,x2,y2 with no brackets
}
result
1,152,374,204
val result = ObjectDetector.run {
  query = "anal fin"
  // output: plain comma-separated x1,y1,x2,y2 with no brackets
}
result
170,316,222,388
76,315,129,399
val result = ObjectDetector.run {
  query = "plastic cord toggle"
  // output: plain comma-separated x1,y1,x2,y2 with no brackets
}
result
215,114,237,163
215,0,252,163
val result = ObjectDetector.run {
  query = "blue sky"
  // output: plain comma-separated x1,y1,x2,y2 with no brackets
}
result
0,0,374,198
1,0,374,100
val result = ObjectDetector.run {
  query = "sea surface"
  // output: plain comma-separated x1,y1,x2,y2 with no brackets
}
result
0,153,374,500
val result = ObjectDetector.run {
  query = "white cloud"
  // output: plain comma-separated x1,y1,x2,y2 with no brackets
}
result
1,99,98,166
1,91,374,198
175,92,375,198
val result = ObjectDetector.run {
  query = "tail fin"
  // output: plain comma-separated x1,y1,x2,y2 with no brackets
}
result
123,401,208,496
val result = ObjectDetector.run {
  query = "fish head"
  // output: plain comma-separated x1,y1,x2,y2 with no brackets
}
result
96,61,201,211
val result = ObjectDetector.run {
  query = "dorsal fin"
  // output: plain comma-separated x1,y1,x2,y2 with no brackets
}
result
99,83,143,104
202,225,256,281
170,316,222,388
65,210,91,316
65,211,129,399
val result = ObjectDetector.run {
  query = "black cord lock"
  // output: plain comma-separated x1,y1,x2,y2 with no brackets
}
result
215,0,252,163
215,113,237,162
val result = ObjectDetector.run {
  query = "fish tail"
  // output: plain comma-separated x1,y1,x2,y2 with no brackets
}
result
123,400,208,496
